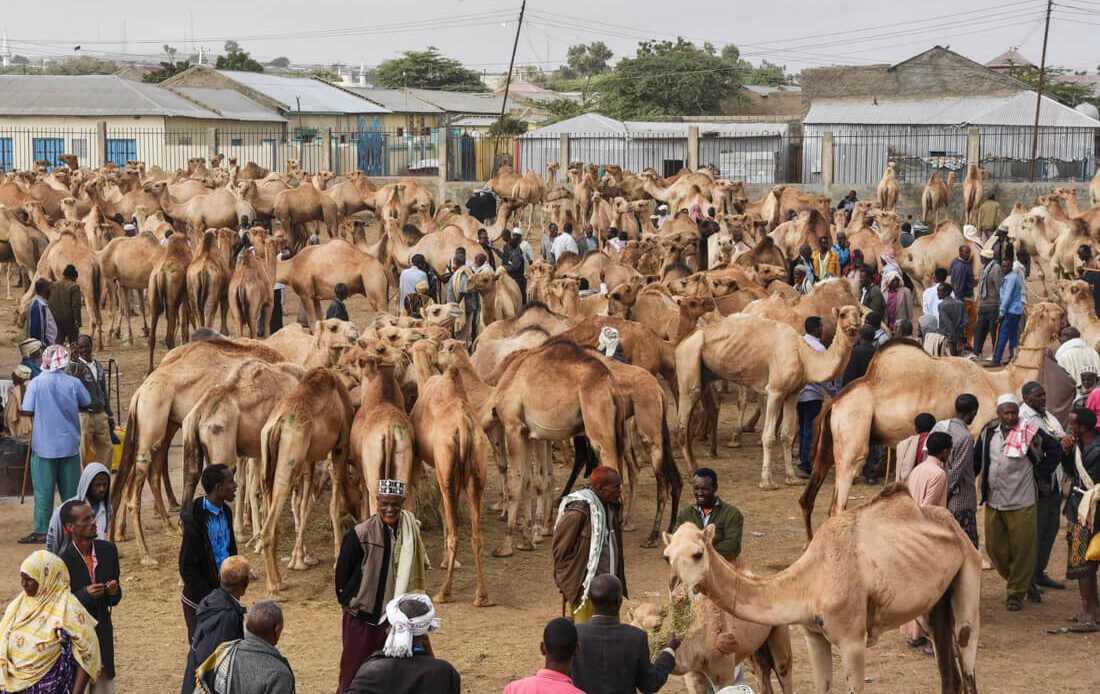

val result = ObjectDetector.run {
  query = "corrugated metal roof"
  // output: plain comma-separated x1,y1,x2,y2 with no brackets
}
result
804,92,1100,128
342,87,443,114
217,71,388,114
743,85,801,96
172,86,287,122
986,49,1033,69
521,113,788,138
0,75,223,118
403,88,503,115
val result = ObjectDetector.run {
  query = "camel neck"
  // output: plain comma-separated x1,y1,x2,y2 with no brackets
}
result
800,328,852,384
697,545,812,626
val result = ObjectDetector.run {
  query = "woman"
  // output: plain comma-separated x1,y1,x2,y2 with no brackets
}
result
0,551,100,694
882,271,914,335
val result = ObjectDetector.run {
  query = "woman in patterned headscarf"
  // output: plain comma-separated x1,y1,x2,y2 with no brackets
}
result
0,550,101,693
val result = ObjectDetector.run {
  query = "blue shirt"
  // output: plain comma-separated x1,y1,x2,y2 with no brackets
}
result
21,370,90,458
999,270,1024,316
203,497,231,570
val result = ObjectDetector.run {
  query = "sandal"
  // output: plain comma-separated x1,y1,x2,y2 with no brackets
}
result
1006,595,1024,612
1069,621,1099,633
17,533,45,544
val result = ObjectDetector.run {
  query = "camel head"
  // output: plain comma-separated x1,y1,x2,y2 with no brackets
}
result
1059,280,1092,312
469,271,497,294
1021,302,1065,345
612,196,631,215
833,305,863,338
662,522,715,591
946,171,958,187
754,263,787,284
678,294,716,320
142,180,166,196
313,319,360,365
607,275,646,309
209,154,224,169
434,338,470,371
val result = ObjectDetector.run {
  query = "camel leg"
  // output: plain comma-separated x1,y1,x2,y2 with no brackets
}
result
489,426,508,515
529,441,553,539
705,385,719,457
147,299,160,374
778,395,800,485
288,464,317,570
433,455,459,604
493,424,533,557
248,458,265,546
945,556,981,694
642,437,667,549
127,453,159,566
232,457,248,537
682,673,708,694
828,434,869,518
837,640,866,694
758,390,784,490
730,385,747,448
802,629,834,694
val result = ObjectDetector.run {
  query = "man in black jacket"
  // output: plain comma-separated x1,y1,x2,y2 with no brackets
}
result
570,574,678,694
841,325,878,387
59,499,121,694
182,555,250,694
179,464,238,641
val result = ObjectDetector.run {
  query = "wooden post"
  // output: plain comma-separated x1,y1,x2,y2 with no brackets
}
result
437,120,449,187
558,133,570,177
687,125,700,171
966,128,980,169
96,121,107,167
206,127,217,159
821,131,834,188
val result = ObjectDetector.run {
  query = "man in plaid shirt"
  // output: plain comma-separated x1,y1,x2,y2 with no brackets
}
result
934,393,980,547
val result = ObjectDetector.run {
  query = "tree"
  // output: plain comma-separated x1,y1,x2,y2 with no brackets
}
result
11,55,28,65
1007,65,1095,107
566,42,613,77
488,115,527,136
597,38,741,119
216,45,263,73
375,47,486,91
540,96,591,125
43,56,117,75
309,67,340,82
268,56,291,68
143,61,192,83
224,40,240,54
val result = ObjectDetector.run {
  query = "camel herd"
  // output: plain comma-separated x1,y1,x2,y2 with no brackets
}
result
6,150,1100,693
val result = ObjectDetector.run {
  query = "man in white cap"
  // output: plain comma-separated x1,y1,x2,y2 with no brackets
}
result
656,204,669,228
18,338,43,378
345,593,460,693
334,479,429,693
974,393,1062,611
970,246,1004,359
1056,326,1100,396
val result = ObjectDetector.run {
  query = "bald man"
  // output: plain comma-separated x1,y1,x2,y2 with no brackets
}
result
182,555,250,693
552,466,626,623
194,600,296,694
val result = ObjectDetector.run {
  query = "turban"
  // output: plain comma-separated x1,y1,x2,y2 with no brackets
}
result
415,280,429,293
383,593,440,658
19,339,42,358
41,345,70,373
13,364,32,380
597,327,620,358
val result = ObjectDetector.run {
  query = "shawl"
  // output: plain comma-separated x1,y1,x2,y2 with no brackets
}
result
885,287,900,328
1073,447,1100,528
382,594,441,658
555,489,607,614
389,510,429,611
1003,419,1040,459
0,551,100,691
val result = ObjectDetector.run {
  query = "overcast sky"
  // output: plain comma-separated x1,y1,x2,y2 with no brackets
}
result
4,0,1097,75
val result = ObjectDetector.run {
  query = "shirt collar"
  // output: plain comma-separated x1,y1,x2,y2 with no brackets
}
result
203,497,224,516
536,669,573,682
695,496,722,512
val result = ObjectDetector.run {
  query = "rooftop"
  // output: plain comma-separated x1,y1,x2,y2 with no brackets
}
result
169,86,287,122
403,88,503,115
986,49,1034,70
216,70,388,115
341,87,443,114
804,91,1100,128
0,75,223,118
522,112,788,138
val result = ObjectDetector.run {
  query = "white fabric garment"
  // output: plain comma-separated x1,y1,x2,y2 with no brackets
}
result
1055,338,1100,389
922,284,942,317
554,488,608,614
382,593,441,658
551,232,579,261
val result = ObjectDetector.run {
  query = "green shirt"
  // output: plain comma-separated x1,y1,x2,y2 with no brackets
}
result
675,497,743,560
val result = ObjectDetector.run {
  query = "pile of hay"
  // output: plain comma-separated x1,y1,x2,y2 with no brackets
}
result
646,589,696,660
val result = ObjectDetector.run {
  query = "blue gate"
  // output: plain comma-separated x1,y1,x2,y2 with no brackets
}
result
31,137,65,169
105,139,137,168
356,116,384,175
0,138,11,172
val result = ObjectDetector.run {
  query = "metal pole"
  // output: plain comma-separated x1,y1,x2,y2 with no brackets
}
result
494,0,525,171
1028,0,1054,182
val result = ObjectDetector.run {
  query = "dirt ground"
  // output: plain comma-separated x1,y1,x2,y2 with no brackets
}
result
1,290,1098,694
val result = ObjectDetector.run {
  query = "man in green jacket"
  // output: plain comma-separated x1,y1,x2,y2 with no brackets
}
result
674,468,744,561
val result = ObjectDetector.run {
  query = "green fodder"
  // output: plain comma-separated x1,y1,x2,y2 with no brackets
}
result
647,589,695,660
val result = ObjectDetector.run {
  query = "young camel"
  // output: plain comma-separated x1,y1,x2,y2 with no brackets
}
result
186,227,235,334
146,234,192,372
259,367,355,596
799,302,1064,540
664,485,981,694
408,341,493,606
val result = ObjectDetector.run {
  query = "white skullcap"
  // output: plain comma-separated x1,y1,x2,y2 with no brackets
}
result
963,224,977,235
658,204,669,211
378,479,406,497
512,226,522,234
123,223,136,231
996,393,1020,407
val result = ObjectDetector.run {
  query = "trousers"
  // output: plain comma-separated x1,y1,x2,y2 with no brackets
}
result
338,611,387,693
1034,492,1062,579
80,411,113,469
31,453,80,534
797,399,823,472
993,312,1021,364
985,505,1037,599
972,306,998,357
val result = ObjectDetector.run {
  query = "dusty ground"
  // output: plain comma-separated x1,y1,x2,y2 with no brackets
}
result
1,290,1098,694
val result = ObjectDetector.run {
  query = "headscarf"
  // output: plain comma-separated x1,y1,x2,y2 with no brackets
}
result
40,345,70,373
881,269,902,292
597,327,621,357
382,594,440,658
0,551,101,690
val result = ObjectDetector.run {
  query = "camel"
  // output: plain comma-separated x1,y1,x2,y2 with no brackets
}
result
618,286,713,343
469,268,522,326
896,220,981,296
0,204,49,279
383,220,482,275
229,238,274,339
469,327,551,382
145,234,192,371
233,176,290,221
84,178,165,222
799,301,1064,539
274,173,339,248
632,596,792,694
876,162,899,212
407,342,492,606
921,170,957,223
16,230,106,348
1061,280,1100,349
742,278,859,344
484,337,628,556
561,315,678,389
259,367,355,596
186,228,235,334
325,171,378,223
962,164,984,226
275,238,390,323
676,306,862,488
265,320,360,370
97,233,161,342
663,487,981,694
156,184,254,238
637,170,716,213
474,301,576,347
733,235,786,271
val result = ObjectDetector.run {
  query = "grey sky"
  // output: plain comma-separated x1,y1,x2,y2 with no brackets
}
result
4,0,1097,75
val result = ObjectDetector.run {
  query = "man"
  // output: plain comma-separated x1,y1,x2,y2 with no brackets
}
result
5,365,33,439
570,575,677,694
812,234,839,280
46,461,111,555
789,244,815,287
1055,326,1100,395
933,394,980,546
1077,365,1098,409
335,479,429,693
326,283,351,321
922,267,948,320
896,413,936,482
674,468,743,561
974,394,1062,611
399,254,431,308
70,334,114,468
838,190,858,224
19,338,43,378
842,324,878,387
518,227,536,267
183,555,251,694
1064,408,1100,627
951,245,976,349
18,344,90,545
551,224,579,262
503,233,528,304
899,217,915,248
1018,382,1068,594
858,266,885,317
900,431,950,649
971,248,1004,359
578,224,599,256
977,192,1003,241
478,228,501,269
194,600,296,694
865,312,888,347
447,251,482,346
541,224,559,262
59,499,121,694
346,593,460,694
796,317,837,478
180,464,238,641
1077,244,1100,314
992,257,1024,366
552,466,626,623
936,282,966,355
792,266,812,295
832,231,851,272
402,280,434,319
697,214,720,269
655,204,669,228
502,618,585,694
48,264,82,346
27,277,56,346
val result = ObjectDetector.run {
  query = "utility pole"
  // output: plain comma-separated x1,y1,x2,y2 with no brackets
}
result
1028,0,1054,182
496,1,526,142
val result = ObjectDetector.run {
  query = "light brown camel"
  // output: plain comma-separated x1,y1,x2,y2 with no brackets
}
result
663,488,981,694
229,234,275,339
407,342,493,606
676,306,862,488
962,164,984,226
146,234,192,371
325,171,378,223
275,238,390,323
265,320,360,369
16,229,106,348
474,301,576,347
618,286,713,343
274,173,338,249
186,228,235,333
1061,280,1100,349
743,277,860,344
875,161,899,212
97,232,161,342
156,184,253,238
349,358,417,521
896,220,982,298
383,220,482,275
232,176,290,221
0,204,49,279
921,170,957,223
799,301,1064,538
470,326,553,382
561,314,678,389
259,367,355,595
1090,166,1100,207
469,267,522,326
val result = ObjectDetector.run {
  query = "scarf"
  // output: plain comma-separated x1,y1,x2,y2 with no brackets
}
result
555,489,607,613
41,345,70,373
597,327,621,357
0,551,101,690
390,510,429,611
382,594,440,658
885,287,899,329
689,205,703,223
1002,419,1040,459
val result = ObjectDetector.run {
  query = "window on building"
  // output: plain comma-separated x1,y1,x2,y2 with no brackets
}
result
230,138,243,147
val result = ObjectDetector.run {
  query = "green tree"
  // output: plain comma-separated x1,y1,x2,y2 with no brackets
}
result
216,42,264,73
375,47,485,91
597,38,741,118
11,55,28,65
540,96,591,124
308,67,340,82
566,42,613,77
1007,65,1094,107
43,56,117,75
143,61,192,83
268,56,291,68
488,115,527,136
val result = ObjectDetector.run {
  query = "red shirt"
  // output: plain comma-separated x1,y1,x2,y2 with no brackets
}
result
502,669,585,694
